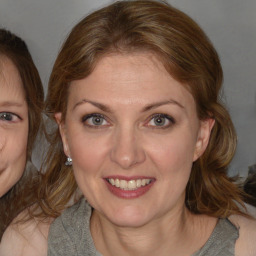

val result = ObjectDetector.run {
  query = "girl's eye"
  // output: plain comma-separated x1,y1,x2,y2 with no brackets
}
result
82,114,109,127
147,114,175,128
0,112,20,122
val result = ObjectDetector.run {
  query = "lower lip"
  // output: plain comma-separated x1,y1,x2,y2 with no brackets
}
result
104,179,155,199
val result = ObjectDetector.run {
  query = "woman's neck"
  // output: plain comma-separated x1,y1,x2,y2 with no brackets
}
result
90,205,217,256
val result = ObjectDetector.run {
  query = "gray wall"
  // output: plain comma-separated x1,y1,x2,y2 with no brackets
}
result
0,0,255,177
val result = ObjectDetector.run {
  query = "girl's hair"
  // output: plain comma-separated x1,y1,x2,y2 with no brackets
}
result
39,0,246,218
0,28,44,238
0,29,44,158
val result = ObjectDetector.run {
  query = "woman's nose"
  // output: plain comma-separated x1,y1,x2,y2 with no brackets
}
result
110,127,146,169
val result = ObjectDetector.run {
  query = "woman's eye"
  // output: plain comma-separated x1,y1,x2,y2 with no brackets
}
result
147,114,175,128
0,112,20,122
82,114,109,127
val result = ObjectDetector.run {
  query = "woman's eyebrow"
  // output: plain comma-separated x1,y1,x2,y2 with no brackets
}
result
73,99,112,113
73,99,185,113
142,100,185,112
0,101,24,108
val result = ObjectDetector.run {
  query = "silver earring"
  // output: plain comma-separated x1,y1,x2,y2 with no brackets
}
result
65,156,73,166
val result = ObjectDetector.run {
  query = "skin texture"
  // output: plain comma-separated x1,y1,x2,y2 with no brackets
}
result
0,56,28,197
0,209,51,256
56,53,218,255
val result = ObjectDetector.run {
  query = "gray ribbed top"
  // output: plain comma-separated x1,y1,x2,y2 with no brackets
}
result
48,199,238,256
192,214,238,256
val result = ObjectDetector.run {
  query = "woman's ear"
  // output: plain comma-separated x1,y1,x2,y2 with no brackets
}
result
55,112,70,157
193,118,215,161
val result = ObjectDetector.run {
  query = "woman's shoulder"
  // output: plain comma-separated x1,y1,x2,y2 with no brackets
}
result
229,205,256,256
49,198,89,237
0,208,52,256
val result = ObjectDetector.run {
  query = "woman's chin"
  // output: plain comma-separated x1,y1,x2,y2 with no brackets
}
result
104,206,153,228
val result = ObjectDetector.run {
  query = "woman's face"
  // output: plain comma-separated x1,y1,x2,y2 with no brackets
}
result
58,53,213,227
0,57,28,197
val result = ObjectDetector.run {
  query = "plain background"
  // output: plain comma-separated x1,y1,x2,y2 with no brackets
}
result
0,0,255,177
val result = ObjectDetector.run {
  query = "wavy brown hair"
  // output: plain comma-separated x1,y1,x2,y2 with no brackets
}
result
38,0,247,219
0,28,44,238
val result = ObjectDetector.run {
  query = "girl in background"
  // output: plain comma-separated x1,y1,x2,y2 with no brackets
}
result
0,29,44,240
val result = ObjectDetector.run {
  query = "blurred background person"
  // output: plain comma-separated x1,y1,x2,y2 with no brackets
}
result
0,28,44,240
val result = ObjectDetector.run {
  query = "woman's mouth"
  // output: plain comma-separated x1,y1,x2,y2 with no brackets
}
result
107,178,152,190
104,177,155,199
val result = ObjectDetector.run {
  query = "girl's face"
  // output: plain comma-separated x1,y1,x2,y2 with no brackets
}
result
57,53,213,227
0,57,28,197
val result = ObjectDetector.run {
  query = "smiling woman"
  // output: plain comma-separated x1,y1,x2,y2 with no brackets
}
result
0,29,44,241
39,1,256,255
55,52,214,230
3,0,256,255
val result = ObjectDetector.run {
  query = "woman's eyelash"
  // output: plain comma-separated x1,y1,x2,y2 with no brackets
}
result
80,113,175,129
147,113,175,128
82,113,102,122
154,113,175,123
81,113,109,127
0,112,21,122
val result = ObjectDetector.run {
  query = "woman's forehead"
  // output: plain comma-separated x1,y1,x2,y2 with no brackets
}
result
67,53,196,114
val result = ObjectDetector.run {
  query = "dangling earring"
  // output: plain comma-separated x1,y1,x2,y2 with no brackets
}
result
65,156,73,166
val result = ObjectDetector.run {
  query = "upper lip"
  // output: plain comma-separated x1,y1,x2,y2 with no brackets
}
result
104,176,155,181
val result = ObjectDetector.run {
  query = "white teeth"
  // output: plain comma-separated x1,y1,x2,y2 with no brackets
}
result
136,179,142,188
115,179,120,188
128,180,136,189
120,180,127,189
108,178,152,190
